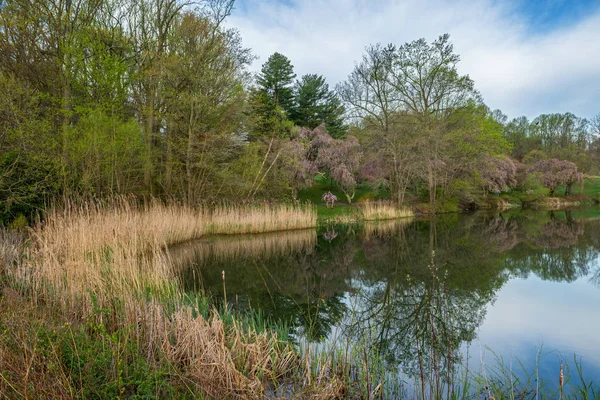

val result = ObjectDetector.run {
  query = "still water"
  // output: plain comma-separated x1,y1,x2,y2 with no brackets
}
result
171,209,600,395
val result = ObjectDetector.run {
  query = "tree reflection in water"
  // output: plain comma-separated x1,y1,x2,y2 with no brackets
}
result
169,209,600,395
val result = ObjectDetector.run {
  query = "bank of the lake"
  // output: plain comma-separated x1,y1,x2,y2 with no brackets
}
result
311,176,600,221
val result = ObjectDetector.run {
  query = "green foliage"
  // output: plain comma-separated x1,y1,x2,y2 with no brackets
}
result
290,74,346,138
54,319,184,399
0,150,60,225
256,52,296,115
63,110,144,194
7,214,28,230
246,88,295,139
520,172,547,205
523,149,549,165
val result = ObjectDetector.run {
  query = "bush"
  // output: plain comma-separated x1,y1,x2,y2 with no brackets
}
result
520,172,547,205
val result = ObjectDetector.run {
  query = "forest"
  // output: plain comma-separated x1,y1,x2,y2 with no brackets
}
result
2,0,600,224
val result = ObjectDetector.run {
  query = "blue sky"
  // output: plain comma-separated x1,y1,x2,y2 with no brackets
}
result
226,0,600,120
516,0,599,33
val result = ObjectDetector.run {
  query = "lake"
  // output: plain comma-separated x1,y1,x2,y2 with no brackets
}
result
170,208,600,397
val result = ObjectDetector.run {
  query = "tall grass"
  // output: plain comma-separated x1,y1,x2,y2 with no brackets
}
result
209,203,317,235
362,201,414,221
0,228,26,275
1,199,315,398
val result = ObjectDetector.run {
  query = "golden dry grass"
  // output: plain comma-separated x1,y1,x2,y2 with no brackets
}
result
1,199,316,398
209,203,317,235
361,201,414,221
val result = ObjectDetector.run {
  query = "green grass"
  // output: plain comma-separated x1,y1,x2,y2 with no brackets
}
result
316,204,361,220
298,175,390,205
581,176,600,198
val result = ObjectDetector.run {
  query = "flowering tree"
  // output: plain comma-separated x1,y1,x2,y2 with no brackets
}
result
480,156,517,195
528,159,581,196
322,191,337,208
315,134,362,203
297,124,363,204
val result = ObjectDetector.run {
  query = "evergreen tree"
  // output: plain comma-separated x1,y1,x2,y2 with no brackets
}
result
291,74,346,138
256,52,296,115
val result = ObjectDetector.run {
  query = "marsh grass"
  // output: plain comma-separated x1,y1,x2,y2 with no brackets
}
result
0,199,316,398
209,203,317,235
362,201,414,221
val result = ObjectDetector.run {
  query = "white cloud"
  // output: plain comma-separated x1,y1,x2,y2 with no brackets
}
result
227,0,600,120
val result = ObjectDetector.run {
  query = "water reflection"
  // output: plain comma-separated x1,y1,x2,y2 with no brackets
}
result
169,209,600,395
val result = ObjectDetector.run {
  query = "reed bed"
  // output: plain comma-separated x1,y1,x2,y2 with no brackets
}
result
208,203,317,235
0,199,316,398
361,201,414,221
0,228,26,274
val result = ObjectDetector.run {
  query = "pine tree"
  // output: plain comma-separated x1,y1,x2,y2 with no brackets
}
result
256,52,296,115
291,74,346,138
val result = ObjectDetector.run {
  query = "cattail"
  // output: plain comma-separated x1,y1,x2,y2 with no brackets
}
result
560,362,564,395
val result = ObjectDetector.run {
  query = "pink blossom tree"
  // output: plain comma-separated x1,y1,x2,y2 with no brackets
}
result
315,134,362,203
528,159,581,196
480,156,517,195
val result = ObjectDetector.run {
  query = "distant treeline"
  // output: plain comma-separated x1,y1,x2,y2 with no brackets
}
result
1,0,599,223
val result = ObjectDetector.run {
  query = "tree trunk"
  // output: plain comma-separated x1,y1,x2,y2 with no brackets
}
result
165,116,173,192
186,104,195,206
144,81,155,194
428,158,436,205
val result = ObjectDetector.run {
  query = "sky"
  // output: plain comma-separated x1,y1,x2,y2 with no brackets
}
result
226,0,600,120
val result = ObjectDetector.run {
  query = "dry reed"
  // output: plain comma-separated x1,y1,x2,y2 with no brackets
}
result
2,199,314,398
209,203,317,235
361,201,414,221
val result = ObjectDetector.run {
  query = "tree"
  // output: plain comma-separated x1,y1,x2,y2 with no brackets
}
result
312,128,362,203
290,74,346,138
528,159,581,196
163,11,251,205
337,44,417,204
338,35,481,206
480,156,517,195
592,113,600,137
530,113,589,154
256,52,296,115
389,34,480,205
503,116,541,161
